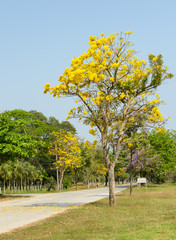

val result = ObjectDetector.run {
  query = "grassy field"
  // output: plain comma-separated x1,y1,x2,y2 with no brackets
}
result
0,183,175,240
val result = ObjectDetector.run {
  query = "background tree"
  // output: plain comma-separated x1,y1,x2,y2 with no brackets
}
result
149,130,176,182
0,109,77,193
0,110,40,162
116,168,129,184
49,130,81,192
44,32,173,205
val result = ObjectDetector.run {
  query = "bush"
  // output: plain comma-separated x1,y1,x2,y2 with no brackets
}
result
63,178,71,189
45,177,56,191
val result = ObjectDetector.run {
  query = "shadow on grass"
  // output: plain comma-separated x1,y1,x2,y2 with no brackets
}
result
147,185,158,188
23,202,85,207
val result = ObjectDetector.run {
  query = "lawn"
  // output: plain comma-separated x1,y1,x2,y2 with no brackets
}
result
0,183,175,240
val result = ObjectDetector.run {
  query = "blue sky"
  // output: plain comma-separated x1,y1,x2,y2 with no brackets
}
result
0,0,176,141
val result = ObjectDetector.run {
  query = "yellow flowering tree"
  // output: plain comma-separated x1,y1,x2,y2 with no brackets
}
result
49,130,81,192
84,140,108,186
44,32,173,205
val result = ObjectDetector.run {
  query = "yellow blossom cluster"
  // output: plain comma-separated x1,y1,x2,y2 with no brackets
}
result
123,138,133,148
156,127,167,134
96,164,108,176
44,32,172,140
89,129,96,136
147,106,164,122
49,130,81,169
43,32,154,109
84,140,97,150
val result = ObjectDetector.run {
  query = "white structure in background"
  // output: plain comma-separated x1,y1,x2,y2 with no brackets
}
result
137,177,147,187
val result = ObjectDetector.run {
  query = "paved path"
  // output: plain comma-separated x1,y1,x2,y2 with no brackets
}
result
0,184,129,234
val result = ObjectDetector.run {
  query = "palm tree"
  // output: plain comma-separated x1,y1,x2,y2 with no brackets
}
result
0,162,12,193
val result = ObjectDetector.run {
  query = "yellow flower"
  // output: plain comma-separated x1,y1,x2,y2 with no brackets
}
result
152,56,159,62
83,96,87,101
90,122,94,128
141,94,145,99
109,77,114,82
68,110,73,115
43,83,50,94
128,142,133,148
119,93,126,100
85,140,90,147
125,31,132,34
156,128,166,134
155,93,159,98
89,129,96,136
91,97,96,105
106,95,113,102
103,45,109,51
107,51,112,57
84,111,87,114
129,117,134,122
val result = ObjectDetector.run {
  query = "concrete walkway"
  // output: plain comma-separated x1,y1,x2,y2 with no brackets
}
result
0,184,129,234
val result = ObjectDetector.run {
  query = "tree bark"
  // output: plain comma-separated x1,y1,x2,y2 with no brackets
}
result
56,168,59,191
108,162,116,206
3,177,6,194
87,178,90,189
59,170,64,192
21,177,23,190
75,169,78,190
24,177,27,190
105,173,108,186
86,169,90,189
130,173,133,195
130,149,133,195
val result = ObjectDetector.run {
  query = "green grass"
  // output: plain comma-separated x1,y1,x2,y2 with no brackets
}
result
0,183,176,240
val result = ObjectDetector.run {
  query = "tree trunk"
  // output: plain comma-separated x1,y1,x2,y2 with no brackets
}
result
24,177,27,190
3,177,6,194
21,177,23,190
87,178,90,189
105,173,108,186
27,177,30,190
86,169,90,189
59,170,64,192
108,163,116,206
130,149,133,195
75,169,78,190
13,179,16,192
130,173,133,195
56,168,59,191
